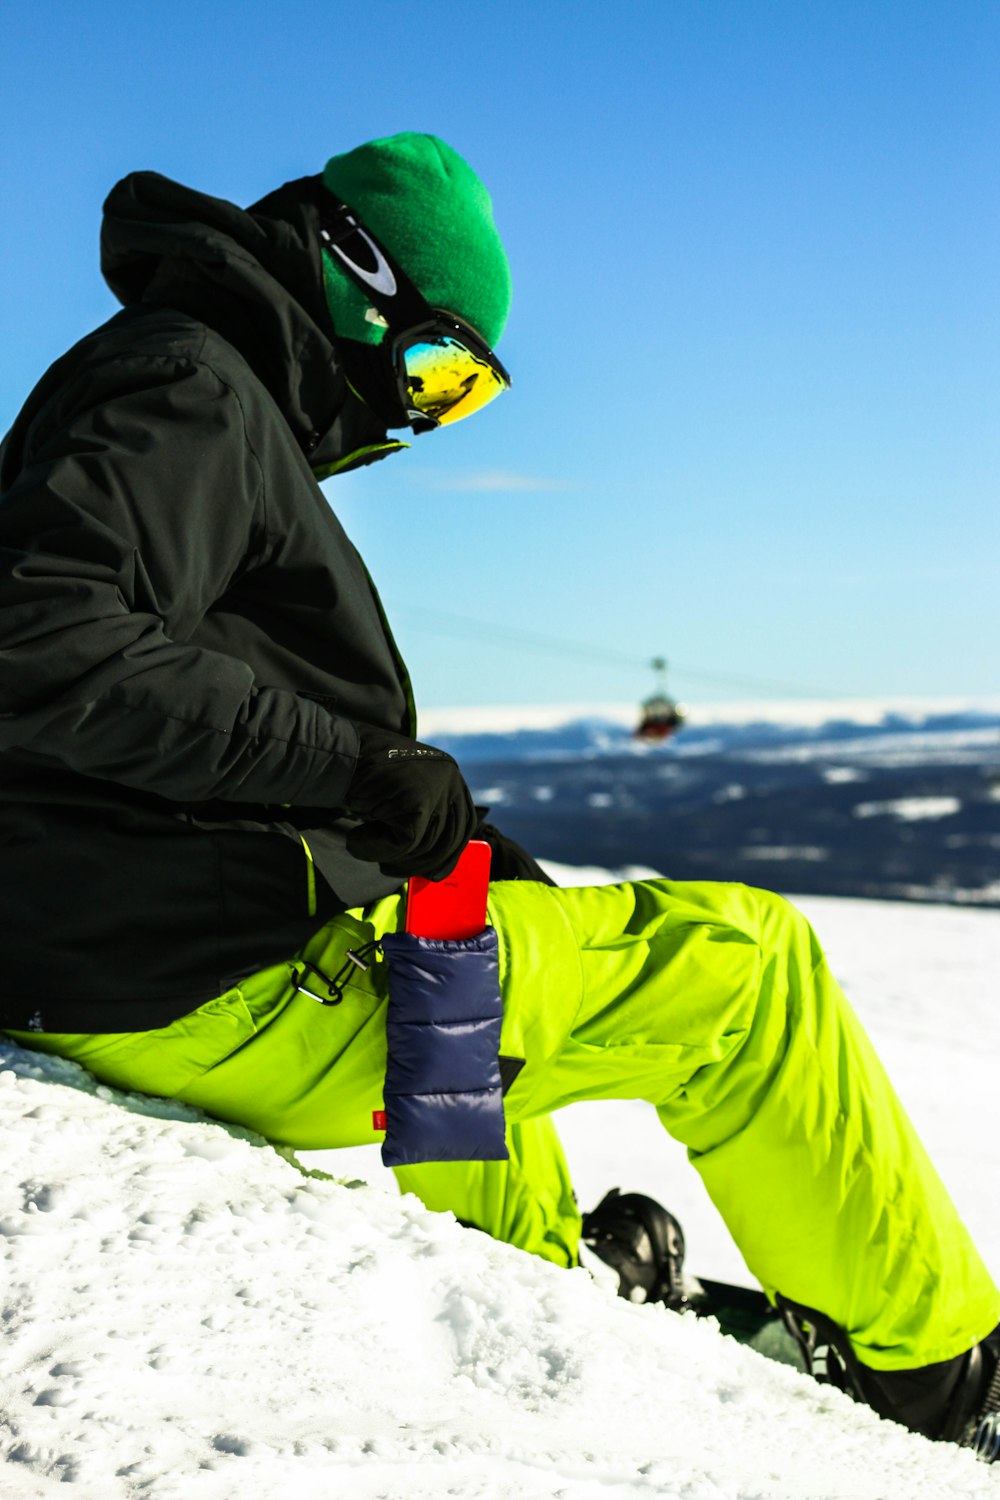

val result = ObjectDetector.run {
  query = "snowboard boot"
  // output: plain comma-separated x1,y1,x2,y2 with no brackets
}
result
579,1188,688,1309
778,1293,1000,1458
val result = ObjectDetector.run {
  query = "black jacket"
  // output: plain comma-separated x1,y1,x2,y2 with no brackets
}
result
0,171,422,1030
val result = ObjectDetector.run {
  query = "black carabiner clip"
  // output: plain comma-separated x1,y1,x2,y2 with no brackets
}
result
292,940,382,1007
291,960,343,1006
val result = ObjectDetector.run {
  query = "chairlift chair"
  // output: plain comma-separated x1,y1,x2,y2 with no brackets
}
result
635,658,686,741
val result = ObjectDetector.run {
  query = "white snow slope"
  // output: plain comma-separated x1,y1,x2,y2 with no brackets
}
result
2,882,999,1500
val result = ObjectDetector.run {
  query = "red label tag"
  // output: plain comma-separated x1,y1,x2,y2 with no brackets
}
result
372,1110,386,1132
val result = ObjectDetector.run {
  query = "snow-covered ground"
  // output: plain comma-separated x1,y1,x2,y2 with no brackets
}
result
2,875,999,1499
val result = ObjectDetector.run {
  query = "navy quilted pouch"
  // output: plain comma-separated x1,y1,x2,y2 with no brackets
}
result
378,927,508,1168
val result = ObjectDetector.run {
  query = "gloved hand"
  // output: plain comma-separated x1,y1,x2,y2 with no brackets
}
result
474,816,557,885
344,722,478,880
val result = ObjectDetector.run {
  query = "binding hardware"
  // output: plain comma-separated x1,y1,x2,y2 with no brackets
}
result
975,1412,1000,1463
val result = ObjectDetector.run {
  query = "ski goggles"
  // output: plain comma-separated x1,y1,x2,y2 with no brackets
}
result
315,189,511,434
391,315,511,432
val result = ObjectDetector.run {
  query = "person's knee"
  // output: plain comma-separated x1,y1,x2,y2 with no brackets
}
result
748,887,824,971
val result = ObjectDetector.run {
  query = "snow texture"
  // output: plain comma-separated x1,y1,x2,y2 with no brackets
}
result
853,796,962,821
1,886,999,1498
418,696,1000,737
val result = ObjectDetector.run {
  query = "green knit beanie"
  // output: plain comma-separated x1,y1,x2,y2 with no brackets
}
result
320,132,511,348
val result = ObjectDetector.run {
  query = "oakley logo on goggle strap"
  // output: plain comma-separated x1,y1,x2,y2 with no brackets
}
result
319,220,397,298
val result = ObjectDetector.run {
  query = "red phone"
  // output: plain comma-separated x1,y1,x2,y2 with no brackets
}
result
405,839,492,939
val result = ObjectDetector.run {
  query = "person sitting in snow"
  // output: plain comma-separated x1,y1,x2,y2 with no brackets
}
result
0,132,997,1456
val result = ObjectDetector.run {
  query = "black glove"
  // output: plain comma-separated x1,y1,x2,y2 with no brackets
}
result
344,723,478,880
474,816,557,886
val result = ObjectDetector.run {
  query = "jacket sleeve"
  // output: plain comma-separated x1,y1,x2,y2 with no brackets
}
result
0,356,360,806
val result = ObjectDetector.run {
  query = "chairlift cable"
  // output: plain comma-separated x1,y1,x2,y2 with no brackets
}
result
393,603,840,700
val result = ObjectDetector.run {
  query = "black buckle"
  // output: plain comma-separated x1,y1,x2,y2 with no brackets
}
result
318,209,362,249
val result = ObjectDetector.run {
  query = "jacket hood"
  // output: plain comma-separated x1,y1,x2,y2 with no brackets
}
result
100,171,395,466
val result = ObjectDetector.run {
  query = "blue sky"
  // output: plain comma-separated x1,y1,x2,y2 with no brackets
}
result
3,0,997,710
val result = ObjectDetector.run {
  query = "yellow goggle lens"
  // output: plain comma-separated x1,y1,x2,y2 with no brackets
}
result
401,335,509,427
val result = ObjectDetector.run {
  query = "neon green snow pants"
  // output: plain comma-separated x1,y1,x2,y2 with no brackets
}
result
8,878,998,1372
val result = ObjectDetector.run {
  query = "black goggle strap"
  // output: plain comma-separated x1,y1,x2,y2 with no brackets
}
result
313,190,509,433
315,195,436,334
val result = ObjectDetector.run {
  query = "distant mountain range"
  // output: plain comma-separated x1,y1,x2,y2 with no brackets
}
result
422,701,1000,906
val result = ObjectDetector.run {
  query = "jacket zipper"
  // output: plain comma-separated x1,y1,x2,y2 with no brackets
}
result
299,833,318,918
359,562,418,738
